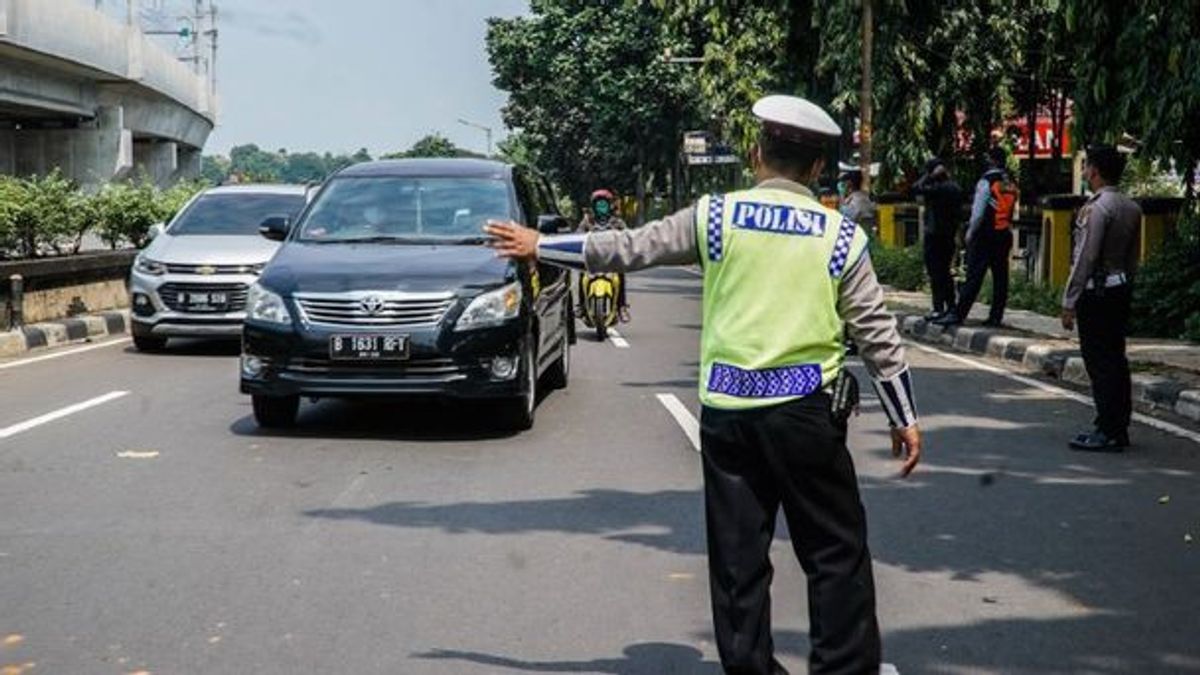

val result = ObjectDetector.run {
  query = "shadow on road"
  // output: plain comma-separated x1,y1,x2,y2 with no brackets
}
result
303,488,707,555
229,397,527,443
412,643,721,674
124,338,240,358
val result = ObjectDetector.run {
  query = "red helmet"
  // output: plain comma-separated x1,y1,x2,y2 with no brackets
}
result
590,189,615,203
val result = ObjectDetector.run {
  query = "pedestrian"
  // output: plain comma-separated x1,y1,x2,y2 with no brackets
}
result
838,167,876,232
910,157,964,320
486,94,922,675
1061,145,1141,451
934,147,1018,327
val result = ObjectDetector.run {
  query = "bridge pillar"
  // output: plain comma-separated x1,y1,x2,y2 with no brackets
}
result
2,106,132,188
133,139,177,186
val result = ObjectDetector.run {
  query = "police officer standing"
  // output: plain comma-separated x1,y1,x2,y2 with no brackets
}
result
1062,145,1142,451
487,95,922,675
910,157,964,320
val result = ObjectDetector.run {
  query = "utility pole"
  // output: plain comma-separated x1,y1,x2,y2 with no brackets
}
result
859,0,873,193
457,118,493,158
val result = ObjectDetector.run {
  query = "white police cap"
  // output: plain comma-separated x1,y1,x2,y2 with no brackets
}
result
752,95,841,145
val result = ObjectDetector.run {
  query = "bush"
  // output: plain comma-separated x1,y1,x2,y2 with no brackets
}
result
94,179,165,249
1131,207,1200,342
869,242,926,291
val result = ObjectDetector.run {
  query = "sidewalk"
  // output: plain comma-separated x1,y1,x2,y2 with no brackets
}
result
0,310,130,358
886,289,1200,425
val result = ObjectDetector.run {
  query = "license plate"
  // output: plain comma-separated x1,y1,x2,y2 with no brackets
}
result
182,292,227,306
330,334,409,361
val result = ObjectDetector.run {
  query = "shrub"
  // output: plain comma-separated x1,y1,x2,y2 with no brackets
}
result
94,179,164,249
157,179,206,224
1131,207,1200,342
0,176,30,258
869,242,926,291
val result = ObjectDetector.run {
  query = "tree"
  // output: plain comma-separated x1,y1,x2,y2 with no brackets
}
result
383,133,467,159
487,0,704,217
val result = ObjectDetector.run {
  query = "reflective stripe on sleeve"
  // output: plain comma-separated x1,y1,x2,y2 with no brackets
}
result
538,233,588,271
872,367,918,428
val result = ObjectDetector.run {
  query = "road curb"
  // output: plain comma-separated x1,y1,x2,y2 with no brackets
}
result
895,311,1200,425
0,310,129,357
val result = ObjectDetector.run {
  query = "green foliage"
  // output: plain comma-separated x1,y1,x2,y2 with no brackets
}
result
381,133,474,160
1121,158,1185,199
0,171,98,258
201,144,375,184
486,1,704,206
869,243,926,291
1131,209,1200,342
93,179,164,250
991,275,1064,318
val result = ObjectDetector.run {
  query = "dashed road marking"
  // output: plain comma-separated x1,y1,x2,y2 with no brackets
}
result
0,337,130,371
909,341,1200,446
608,329,630,349
0,391,129,441
656,393,700,452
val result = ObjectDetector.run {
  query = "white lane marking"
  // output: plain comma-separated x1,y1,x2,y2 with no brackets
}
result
116,450,159,459
656,393,700,452
0,390,129,440
608,328,630,349
0,337,130,371
910,341,1200,446
682,266,704,277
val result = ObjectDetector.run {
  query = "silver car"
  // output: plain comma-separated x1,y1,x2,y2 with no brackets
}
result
129,184,308,351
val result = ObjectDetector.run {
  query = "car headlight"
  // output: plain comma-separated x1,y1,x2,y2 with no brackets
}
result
134,256,166,276
246,283,292,325
455,282,522,331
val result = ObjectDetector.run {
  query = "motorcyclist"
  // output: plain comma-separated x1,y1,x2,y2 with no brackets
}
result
578,189,630,322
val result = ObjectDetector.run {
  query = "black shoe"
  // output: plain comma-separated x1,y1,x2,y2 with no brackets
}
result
932,313,962,326
1069,430,1129,452
981,318,1003,328
924,310,946,321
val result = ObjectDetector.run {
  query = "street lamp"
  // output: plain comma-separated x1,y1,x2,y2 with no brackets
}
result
457,118,493,158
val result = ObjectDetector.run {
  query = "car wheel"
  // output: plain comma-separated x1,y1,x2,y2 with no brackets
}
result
252,394,299,428
497,344,536,431
133,335,168,352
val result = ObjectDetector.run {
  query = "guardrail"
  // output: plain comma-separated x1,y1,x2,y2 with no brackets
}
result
2,250,136,329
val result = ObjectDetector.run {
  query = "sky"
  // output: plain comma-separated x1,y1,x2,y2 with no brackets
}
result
192,0,528,157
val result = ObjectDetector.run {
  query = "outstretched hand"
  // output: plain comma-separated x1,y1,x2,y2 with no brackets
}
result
485,220,540,262
891,425,922,477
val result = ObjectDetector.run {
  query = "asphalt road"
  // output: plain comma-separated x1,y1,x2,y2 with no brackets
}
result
1,267,1198,674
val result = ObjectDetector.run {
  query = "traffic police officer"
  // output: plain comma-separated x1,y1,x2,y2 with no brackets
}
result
1062,145,1142,451
486,95,922,675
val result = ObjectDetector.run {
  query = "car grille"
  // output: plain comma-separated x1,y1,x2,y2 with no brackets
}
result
164,263,262,275
286,356,466,381
158,282,249,313
294,292,456,327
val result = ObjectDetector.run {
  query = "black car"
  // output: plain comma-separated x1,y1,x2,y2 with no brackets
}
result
239,159,573,430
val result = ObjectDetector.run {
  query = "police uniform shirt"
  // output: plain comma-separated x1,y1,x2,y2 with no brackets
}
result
538,177,917,428
1063,186,1142,310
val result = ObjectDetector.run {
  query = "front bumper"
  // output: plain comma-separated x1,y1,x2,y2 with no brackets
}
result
129,268,260,339
239,318,529,400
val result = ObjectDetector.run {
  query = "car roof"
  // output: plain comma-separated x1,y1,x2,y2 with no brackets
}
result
204,184,309,196
336,158,514,179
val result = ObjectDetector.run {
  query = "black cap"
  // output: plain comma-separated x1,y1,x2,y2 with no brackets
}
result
923,157,945,174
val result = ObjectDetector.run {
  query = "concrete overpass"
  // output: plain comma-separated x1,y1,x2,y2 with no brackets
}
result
0,0,216,187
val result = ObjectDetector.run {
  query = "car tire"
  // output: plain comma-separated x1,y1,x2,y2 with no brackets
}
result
497,344,536,431
133,334,168,352
252,394,299,428
595,322,607,342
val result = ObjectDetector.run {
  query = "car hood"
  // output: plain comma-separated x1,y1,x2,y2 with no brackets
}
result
143,233,281,265
260,242,515,295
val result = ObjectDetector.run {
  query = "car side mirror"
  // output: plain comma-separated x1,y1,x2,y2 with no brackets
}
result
537,214,569,235
259,216,291,241
148,223,166,240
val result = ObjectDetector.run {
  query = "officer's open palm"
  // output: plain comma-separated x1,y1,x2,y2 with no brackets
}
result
891,425,921,477
485,220,539,262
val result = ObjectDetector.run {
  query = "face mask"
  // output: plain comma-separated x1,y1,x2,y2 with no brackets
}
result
594,201,611,218
837,182,849,198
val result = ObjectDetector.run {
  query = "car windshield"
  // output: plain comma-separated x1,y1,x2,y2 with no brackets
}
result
169,193,306,236
297,176,514,243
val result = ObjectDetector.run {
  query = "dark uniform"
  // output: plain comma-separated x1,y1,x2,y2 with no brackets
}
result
1064,180,1142,450
911,159,963,318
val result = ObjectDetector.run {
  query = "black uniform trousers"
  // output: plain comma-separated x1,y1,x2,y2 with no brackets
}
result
1077,285,1133,438
922,232,957,314
700,393,881,675
954,228,1012,323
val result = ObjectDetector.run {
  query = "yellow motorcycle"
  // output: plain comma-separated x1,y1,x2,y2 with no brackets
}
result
579,271,621,341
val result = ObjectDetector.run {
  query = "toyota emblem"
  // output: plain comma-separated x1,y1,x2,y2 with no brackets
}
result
360,295,385,315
